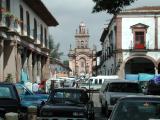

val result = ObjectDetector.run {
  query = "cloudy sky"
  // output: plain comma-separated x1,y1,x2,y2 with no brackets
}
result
42,0,160,60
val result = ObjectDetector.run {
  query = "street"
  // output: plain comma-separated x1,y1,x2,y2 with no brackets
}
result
92,92,107,120
94,107,106,120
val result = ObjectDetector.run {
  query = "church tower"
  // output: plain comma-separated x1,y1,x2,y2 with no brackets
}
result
75,22,89,49
68,22,96,77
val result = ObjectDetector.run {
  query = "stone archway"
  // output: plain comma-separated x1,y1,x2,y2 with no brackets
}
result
125,57,155,74
157,59,160,74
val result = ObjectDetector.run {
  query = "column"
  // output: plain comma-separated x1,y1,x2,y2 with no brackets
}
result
45,56,50,79
0,40,4,82
41,56,46,80
155,16,158,49
4,41,17,83
16,45,22,82
28,50,33,82
32,53,37,82
43,56,50,80
155,67,158,75
37,55,41,80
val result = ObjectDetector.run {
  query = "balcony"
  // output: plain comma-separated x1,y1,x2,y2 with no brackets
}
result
34,34,42,47
21,25,35,43
41,42,50,52
7,16,21,35
129,41,148,52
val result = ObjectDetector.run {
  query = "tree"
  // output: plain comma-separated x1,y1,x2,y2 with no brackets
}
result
92,0,137,14
49,35,63,62
63,60,69,66
5,73,13,83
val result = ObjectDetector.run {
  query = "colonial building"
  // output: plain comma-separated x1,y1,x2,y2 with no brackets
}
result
68,22,96,77
50,59,71,78
98,6,160,80
0,0,58,83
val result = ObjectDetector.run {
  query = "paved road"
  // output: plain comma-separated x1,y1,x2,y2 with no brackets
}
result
91,92,107,120
95,107,106,120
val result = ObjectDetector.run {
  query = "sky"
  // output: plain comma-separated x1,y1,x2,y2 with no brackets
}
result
42,0,160,60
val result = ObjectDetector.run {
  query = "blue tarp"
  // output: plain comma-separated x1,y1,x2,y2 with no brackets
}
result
125,74,139,81
125,73,155,81
138,73,155,81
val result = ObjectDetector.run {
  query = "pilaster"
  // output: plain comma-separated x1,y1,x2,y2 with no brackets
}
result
28,50,33,82
0,40,4,82
4,40,17,83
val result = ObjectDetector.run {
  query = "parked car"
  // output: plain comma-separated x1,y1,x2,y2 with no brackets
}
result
0,83,27,119
39,88,95,120
109,95,160,120
99,79,143,117
15,83,49,107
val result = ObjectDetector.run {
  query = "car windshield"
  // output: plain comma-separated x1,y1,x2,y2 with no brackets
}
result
111,100,160,120
48,89,87,104
108,82,142,93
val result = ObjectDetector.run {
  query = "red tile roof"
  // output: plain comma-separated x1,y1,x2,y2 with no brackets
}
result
121,6,160,14
129,6,160,11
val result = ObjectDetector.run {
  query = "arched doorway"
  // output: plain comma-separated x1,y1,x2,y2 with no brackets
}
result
158,63,160,74
125,57,155,74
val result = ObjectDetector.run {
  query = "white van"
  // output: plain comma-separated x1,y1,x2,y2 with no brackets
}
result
80,75,119,90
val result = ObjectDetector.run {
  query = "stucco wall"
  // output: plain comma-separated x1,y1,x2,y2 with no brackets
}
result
11,0,49,46
122,17,155,49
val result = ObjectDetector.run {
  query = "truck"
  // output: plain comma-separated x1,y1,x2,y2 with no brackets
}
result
80,75,119,91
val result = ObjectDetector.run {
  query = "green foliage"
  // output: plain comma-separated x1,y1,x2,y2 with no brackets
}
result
5,73,13,83
49,35,63,62
92,0,137,14
63,60,69,66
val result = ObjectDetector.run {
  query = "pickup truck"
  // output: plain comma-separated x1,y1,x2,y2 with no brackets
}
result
0,82,27,119
99,79,143,117
39,88,95,120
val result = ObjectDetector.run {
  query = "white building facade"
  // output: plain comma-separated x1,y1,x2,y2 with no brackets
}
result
99,6,160,79
0,0,58,83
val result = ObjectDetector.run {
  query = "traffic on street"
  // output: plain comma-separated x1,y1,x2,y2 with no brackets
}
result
1,0,160,120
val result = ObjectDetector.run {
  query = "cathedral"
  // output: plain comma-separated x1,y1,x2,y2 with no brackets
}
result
68,22,96,77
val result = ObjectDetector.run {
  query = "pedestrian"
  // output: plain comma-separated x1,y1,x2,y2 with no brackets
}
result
32,82,39,93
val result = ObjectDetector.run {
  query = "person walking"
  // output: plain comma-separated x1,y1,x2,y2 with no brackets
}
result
32,82,39,93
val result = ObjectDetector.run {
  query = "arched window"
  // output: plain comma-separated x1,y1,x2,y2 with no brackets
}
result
45,28,47,47
26,11,30,36
20,5,23,34
6,0,10,11
40,25,43,44
34,18,37,39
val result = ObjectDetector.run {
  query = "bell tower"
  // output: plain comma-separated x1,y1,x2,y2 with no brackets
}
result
68,22,96,77
75,22,89,49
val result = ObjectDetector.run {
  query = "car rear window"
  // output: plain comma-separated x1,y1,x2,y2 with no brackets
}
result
49,90,88,103
108,82,142,93
0,87,12,98
112,100,160,120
